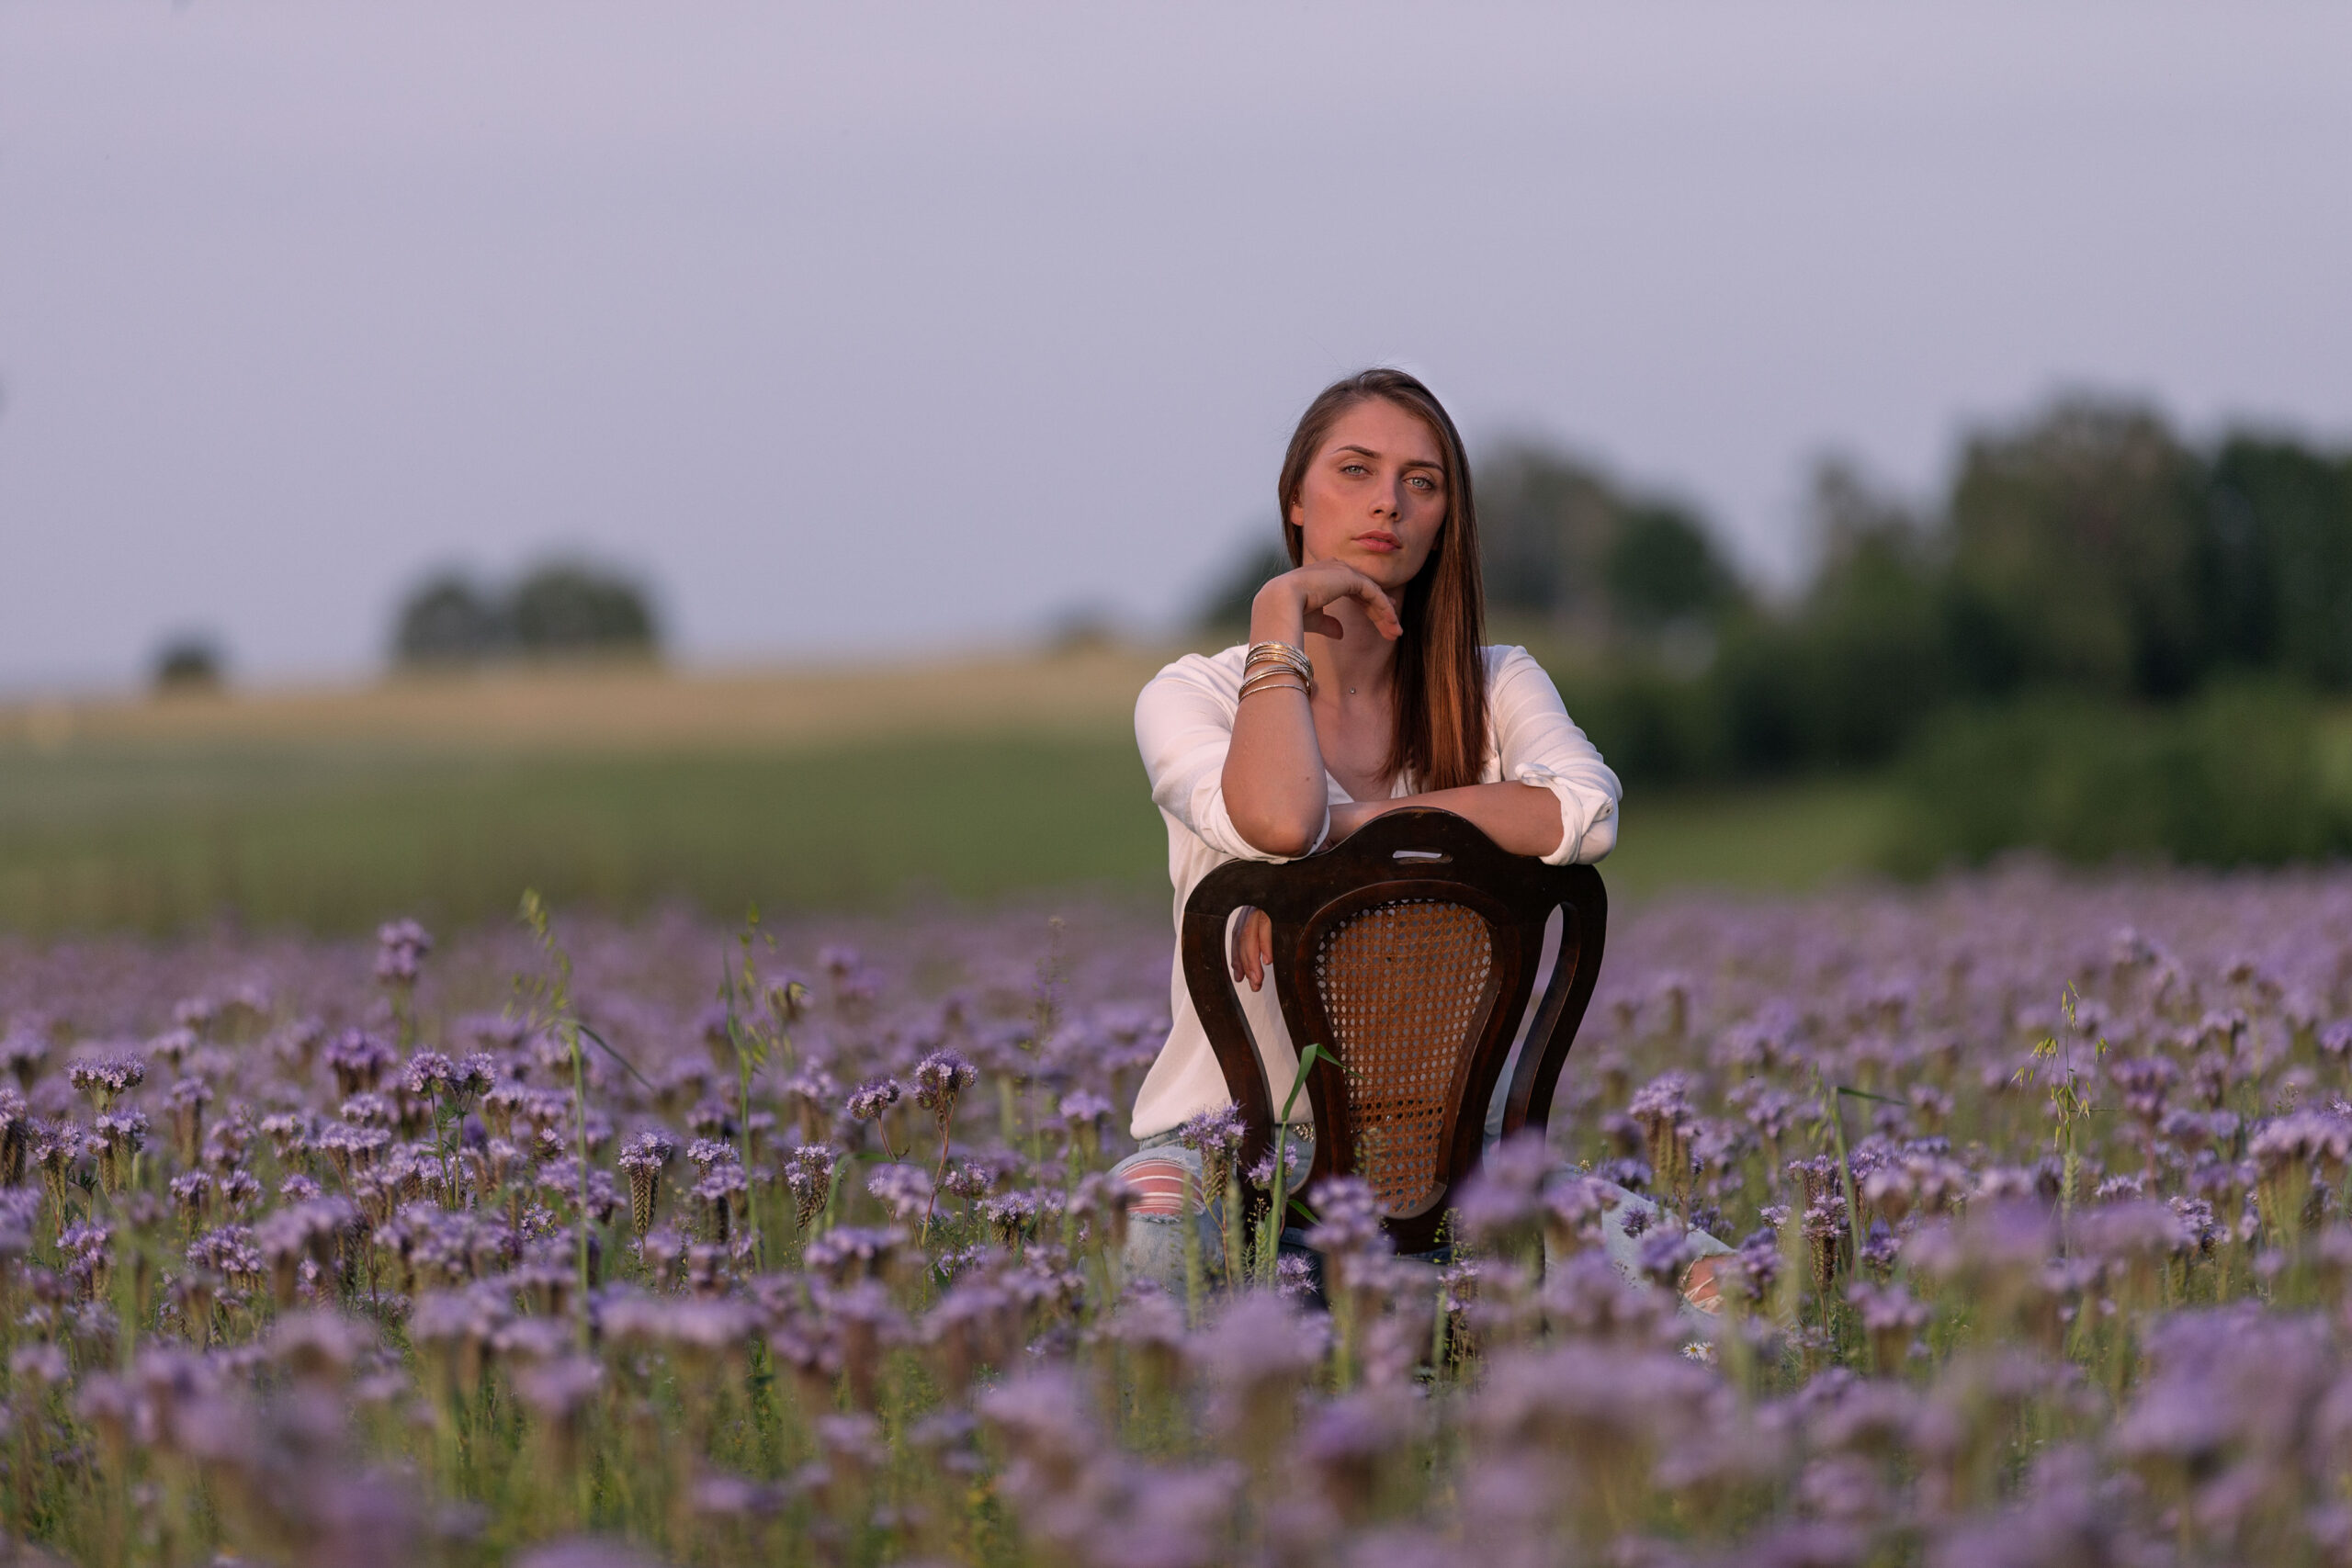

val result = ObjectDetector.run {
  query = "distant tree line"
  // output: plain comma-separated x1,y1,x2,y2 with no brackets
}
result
1555,399,2352,789
393,559,661,668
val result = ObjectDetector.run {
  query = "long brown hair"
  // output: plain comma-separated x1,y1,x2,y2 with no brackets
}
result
1277,368,1490,792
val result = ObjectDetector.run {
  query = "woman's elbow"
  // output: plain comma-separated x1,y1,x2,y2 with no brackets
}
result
1231,807,1321,860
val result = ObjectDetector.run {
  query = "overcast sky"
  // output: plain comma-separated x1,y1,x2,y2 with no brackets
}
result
5,3,2350,692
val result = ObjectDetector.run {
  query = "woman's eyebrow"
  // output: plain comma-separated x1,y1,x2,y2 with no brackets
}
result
1334,443,1442,469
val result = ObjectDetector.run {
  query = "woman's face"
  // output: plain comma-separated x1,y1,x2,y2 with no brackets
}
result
1289,397,1449,592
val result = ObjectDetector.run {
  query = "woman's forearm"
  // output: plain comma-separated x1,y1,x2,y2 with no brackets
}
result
1219,586,1330,858
1331,782,1566,859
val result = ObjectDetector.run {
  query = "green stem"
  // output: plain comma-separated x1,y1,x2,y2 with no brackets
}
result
1430,1276,1451,1380
1826,1081,1867,1280
571,1020,591,1340
1221,1170,1245,1293
922,1111,956,1247
738,1059,762,1269
1182,1174,1205,1327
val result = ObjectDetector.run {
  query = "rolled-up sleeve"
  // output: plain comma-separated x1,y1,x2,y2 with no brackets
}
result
1488,647,1623,864
1135,655,1327,864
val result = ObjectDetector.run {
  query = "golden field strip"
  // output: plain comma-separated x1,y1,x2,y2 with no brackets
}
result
2,648,1176,756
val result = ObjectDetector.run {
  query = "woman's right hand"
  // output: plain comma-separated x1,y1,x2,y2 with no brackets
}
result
1227,561,1394,861
1231,907,1272,991
1251,561,1404,645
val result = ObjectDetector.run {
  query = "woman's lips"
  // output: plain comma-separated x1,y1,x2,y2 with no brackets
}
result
1353,531,1400,553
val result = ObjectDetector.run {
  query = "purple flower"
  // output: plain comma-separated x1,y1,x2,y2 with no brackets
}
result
187,1223,264,1286
1633,1224,1696,1290
784,1144,840,1229
617,1130,677,1173
981,1190,1046,1246
1452,1132,1555,1248
170,1168,214,1214
403,1051,454,1096
617,1130,677,1235
1593,1156,1652,1192
941,1159,997,1201
1057,1089,1114,1125
67,1055,145,1107
1,1030,49,1085
684,1136,737,1173
149,1027,199,1068
2253,1107,2352,1168
1247,1136,1306,1193
1177,1102,1246,1156
865,1162,933,1221
512,1356,603,1425
845,1078,903,1122
802,1225,901,1283
1177,1102,1247,1195
1194,1292,1329,1449
324,1030,400,1095
911,1050,978,1122
1847,1280,1928,1369
93,1110,148,1152
374,918,433,985
10,1343,69,1388
1305,1177,1391,1292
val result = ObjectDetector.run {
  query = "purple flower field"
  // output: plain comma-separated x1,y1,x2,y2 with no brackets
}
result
5,865,2352,1566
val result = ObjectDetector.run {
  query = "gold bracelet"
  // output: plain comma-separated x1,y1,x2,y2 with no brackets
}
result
1238,671,1310,701
1243,641,1315,694
1239,664,1309,693
1242,666,1313,699
1244,640,1312,679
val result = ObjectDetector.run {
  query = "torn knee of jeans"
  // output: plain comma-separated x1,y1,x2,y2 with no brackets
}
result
1118,1156,1192,1217
1681,1255,1726,1314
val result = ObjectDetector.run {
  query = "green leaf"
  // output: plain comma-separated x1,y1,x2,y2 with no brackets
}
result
575,1023,660,1094
1281,1043,1330,1126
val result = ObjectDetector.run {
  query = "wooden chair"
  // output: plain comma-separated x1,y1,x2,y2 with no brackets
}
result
1179,807,1609,1254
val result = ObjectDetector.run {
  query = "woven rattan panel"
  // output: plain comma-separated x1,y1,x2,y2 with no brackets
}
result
1313,899,1494,1215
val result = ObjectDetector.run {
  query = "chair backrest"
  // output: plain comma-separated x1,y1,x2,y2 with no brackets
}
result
1179,807,1608,1253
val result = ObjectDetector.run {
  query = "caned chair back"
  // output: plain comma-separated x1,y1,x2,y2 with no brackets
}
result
1179,807,1608,1253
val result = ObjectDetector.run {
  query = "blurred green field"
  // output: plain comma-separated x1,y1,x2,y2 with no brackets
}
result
0,735,1893,935
0,660,1894,935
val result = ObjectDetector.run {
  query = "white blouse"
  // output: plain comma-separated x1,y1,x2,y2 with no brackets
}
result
1128,643,1623,1140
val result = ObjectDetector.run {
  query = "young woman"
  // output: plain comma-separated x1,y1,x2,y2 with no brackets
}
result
1117,368,1726,1314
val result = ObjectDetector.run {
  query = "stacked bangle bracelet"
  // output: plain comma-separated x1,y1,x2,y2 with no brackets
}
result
1239,670,1308,701
1240,640,1315,701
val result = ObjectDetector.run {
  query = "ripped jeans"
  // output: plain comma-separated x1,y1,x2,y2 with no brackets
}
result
1110,1129,1317,1291
1109,1131,1731,1321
